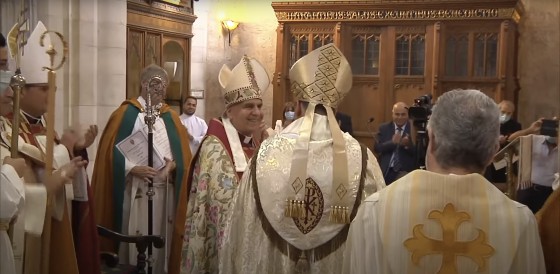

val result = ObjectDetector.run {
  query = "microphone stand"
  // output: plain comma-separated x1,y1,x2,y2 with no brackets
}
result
144,86,156,274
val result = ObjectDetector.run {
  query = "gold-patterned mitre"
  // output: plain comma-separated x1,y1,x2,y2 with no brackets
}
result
289,43,352,108
17,21,51,85
219,55,270,108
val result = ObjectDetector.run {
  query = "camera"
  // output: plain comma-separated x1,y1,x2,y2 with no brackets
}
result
540,119,558,137
408,94,433,122
406,94,434,169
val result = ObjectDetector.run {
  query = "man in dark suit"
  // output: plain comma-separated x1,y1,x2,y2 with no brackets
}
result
336,111,353,136
374,102,417,184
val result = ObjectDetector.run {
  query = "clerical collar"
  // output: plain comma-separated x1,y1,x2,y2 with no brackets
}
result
22,110,42,125
239,133,253,145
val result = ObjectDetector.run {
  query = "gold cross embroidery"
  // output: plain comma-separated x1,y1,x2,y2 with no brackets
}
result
404,203,495,274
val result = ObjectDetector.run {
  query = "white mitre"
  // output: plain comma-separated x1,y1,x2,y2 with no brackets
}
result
19,21,51,85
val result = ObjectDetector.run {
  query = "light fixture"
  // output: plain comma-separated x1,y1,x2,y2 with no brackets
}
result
222,20,239,46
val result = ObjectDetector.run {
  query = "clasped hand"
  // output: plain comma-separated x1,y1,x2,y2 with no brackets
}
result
392,133,410,147
130,157,176,182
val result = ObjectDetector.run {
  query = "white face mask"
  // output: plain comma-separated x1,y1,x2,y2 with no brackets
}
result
284,111,295,121
0,70,13,95
499,114,511,124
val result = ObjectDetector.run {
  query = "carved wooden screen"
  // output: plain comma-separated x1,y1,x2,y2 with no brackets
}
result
351,27,381,76
126,0,195,111
288,26,334,68
395,33,426,76
439,23,504,99
474,32,498,77
272,1,522,148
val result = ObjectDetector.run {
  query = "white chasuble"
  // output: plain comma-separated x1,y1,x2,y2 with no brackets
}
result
119,105,175,274
220,115,386,274
343,170,546,274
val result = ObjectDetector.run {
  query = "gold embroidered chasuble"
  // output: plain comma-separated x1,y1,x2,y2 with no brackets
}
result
219,115,386,274
177,118,257,274
343,170,546,274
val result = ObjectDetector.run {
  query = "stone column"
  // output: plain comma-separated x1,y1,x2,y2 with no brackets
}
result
35,0,127,175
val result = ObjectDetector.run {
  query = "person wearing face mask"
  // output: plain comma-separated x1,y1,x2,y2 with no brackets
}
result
485,100,523,184
498,100,522,145
273,102,296,134
283,102,296,126
92,64,192,273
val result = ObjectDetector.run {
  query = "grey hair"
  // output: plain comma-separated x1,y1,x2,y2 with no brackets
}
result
427,89,499,171
140,64,169,85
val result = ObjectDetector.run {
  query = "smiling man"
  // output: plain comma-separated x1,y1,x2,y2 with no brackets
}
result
169,55,270,274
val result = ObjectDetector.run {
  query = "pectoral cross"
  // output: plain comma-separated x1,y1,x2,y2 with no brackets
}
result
404,203,495,274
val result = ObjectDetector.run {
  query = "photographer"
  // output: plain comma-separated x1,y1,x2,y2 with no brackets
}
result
374,102,416,184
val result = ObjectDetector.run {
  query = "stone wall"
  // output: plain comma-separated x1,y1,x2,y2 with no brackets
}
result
518,0,560,127
194,0,278,124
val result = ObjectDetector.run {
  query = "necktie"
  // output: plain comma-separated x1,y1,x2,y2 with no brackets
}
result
390,127,403,171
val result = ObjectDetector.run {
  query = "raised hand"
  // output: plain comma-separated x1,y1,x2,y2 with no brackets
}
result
45,156,88,194
75,125,99,151
60,128,79,153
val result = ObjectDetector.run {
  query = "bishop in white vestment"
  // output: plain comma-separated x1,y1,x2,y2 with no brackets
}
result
220,44,386,274
343,89,546,274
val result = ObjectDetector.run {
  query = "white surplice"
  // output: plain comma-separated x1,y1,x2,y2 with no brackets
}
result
179,113,208,154
220,114,386,274
0,164,25,274
119,96,175,273
343,170,546,274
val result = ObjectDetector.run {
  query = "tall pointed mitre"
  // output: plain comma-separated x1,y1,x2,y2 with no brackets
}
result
286,43,355,223
290,43,352,108
17,21,50,85
218,55,270,108
216,55,270,173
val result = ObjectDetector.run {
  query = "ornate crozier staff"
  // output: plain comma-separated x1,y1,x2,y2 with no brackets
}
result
144,75,165,274
8,0,29,158
5,0,29,249
38,29,68,273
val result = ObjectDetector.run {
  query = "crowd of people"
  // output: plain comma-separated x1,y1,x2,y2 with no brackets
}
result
1,21,558,274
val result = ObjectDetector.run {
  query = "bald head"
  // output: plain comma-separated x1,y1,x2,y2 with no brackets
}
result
392,102,409,126
498,100,515,115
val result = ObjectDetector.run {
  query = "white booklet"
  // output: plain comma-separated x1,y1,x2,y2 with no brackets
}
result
116,130,165,170
72,168,89,201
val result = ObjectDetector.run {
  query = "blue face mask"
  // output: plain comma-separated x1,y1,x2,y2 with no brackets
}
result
284,111,295,121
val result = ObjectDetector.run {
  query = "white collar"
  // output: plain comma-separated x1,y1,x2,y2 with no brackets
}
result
222,117,248,172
